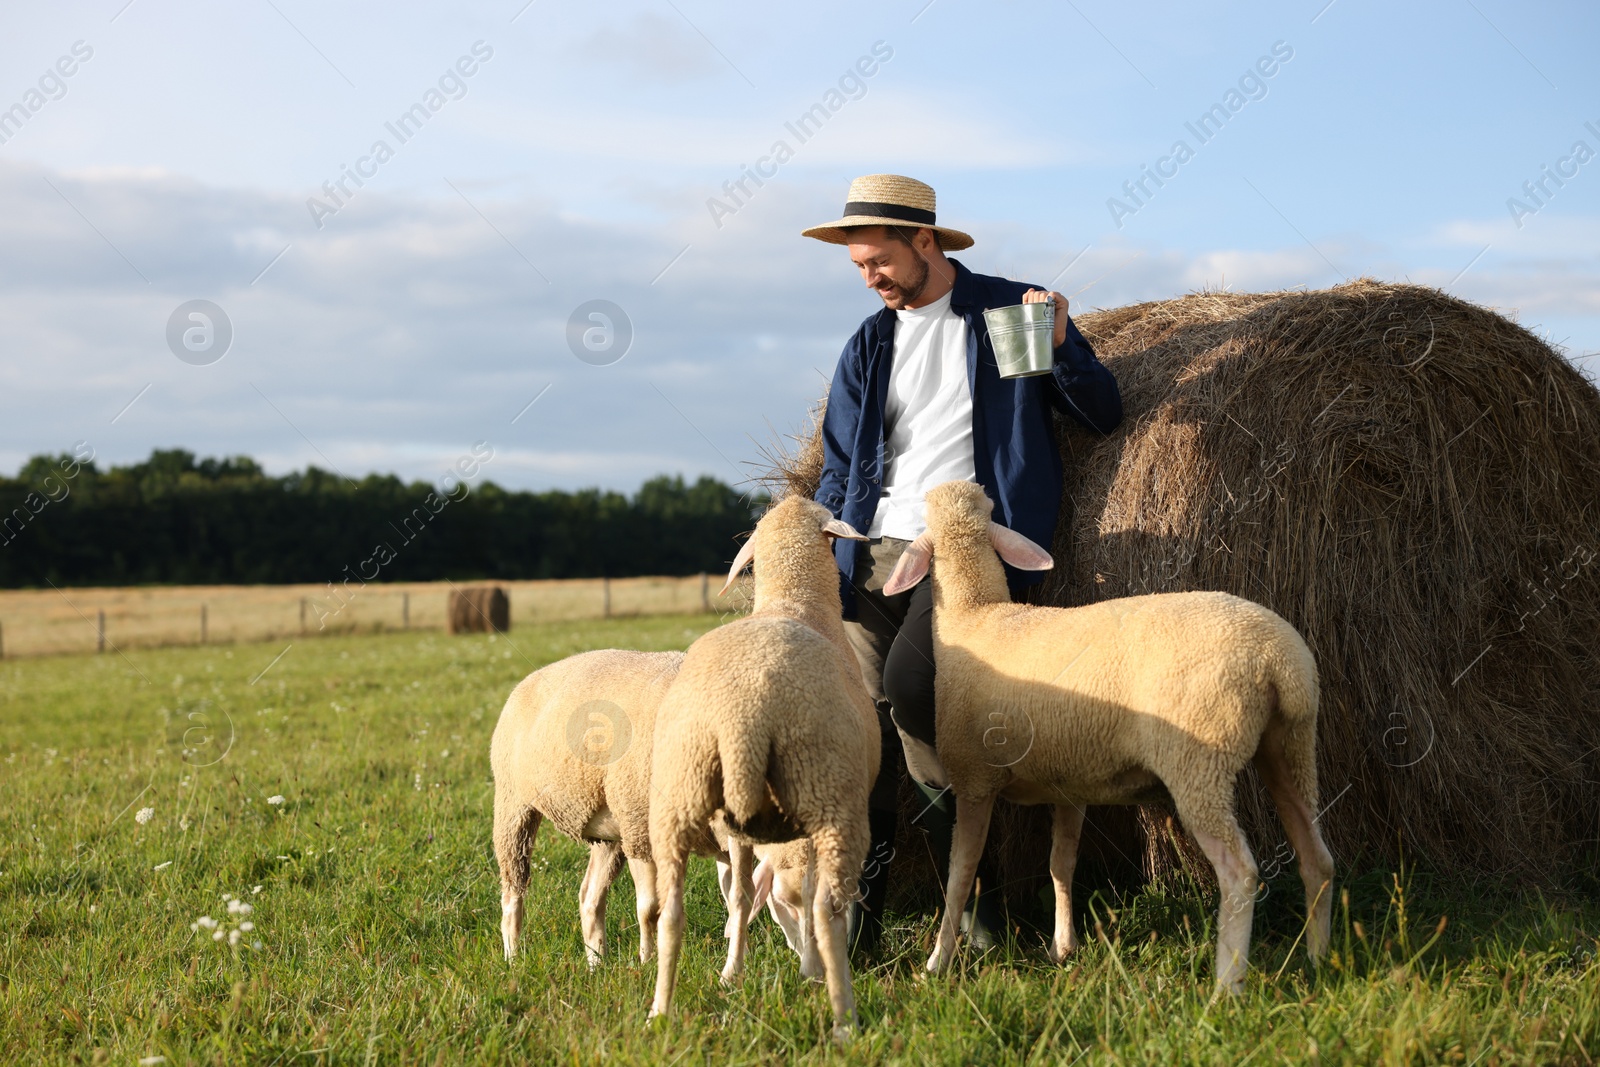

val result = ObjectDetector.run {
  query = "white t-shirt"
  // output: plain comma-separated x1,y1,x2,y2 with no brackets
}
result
869,289,977,539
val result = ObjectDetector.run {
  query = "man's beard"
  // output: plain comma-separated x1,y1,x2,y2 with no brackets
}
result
878,247,930,309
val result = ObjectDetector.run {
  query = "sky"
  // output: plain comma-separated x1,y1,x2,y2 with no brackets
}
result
2,0,1596,493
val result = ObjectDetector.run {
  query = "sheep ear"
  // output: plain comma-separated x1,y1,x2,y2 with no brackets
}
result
719,535,756,596
822,519,868,542
882,534,932,595
990,522,1053,571
750,858,774,914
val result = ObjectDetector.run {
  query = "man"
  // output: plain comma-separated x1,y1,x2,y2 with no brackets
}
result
803,174,1123,956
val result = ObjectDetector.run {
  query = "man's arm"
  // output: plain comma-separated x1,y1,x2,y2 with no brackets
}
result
1023,288,1122,435
815,330,867,516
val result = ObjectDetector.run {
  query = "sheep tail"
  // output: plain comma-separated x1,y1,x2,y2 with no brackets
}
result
718,719,772,829
1270,630,1322,809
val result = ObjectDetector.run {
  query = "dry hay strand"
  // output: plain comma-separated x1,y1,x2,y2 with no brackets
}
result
773,279,1600,893
750,396,828,504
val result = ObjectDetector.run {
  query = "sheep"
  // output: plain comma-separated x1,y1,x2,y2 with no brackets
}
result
647,497,879,1040
491,648,823,981
751,842,826,982
882,480,1335,994
491,649,683,968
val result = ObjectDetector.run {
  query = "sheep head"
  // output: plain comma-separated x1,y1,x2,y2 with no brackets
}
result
720,496,866,596
881,481,1053,596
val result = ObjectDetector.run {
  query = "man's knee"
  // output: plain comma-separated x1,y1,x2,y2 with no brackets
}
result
883,657,936,748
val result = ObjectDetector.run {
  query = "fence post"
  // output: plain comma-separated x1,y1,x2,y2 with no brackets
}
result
299,597,307,635
97,609,106,653
200,603,208,645
700,572,709,613
602,576,611,620
402,591,410,630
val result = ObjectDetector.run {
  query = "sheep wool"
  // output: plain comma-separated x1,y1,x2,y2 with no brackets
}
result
885,480,1334,994
647,497,879,1040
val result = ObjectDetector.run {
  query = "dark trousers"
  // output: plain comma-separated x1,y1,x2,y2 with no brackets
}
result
843,538,941,808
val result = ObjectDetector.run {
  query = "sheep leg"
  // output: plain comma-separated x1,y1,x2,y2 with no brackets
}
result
1184,814,1259,996
648,855,688,1020
716,858,736,939
1047,803,1086,964
720,839,754,985
1253,731,1335,964
810,830,860,1042
579,841,624,969
627,857,659,964
493,798,542,962
926,792,996,974
798,855,823,981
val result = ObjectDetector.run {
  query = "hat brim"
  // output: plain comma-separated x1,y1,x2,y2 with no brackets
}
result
801,215,974,251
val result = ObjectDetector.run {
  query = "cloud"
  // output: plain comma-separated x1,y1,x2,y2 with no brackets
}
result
574,12,723,84
2,159,1595,491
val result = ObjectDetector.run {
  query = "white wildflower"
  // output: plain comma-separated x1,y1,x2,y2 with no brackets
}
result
251,940,263,950
251,885,263,894
413,773,422,791
228,928,243,946
153,861,172,871
88,903,97,914
212,929,225,941
178,817,190,831
238,921,254,932
139,1057,168,1065
440,749,450,758
135,807,155,825
267,795,285,806
222,893,234,902
227,900,253,916
192,915,218,931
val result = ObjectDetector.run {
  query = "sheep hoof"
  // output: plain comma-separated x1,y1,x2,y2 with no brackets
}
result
830,1024,856,1045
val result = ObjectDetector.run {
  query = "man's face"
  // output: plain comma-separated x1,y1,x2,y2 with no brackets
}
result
846,227,932,310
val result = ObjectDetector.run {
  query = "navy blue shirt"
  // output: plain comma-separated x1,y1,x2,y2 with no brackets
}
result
815,258,1122,617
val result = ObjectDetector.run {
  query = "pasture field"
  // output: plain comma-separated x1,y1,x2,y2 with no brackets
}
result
1,617,1596,1065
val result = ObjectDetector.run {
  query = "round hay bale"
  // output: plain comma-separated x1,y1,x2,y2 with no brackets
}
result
447,585,510,634
767,279,1600,892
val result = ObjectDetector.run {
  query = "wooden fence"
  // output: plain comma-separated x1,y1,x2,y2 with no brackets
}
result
0,574,751,658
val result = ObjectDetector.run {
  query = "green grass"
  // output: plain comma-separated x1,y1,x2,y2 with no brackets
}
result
1,617,1596,1065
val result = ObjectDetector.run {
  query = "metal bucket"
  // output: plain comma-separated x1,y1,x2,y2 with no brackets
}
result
983,301,1055,378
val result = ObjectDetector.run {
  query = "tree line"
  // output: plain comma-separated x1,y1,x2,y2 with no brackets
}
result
0,447,762,588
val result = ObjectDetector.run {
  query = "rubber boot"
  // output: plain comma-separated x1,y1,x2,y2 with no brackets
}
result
911,778,1007,951
848,806,897,958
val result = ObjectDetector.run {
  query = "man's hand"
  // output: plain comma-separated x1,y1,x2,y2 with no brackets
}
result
1022,289,1070,348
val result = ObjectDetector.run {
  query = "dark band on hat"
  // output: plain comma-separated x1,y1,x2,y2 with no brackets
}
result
843,200,936,226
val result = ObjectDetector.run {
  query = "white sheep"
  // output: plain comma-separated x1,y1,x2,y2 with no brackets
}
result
491,649,682,967
491,647,822,982
883,480,1334,994
647,497,879,1040
751,842,826,982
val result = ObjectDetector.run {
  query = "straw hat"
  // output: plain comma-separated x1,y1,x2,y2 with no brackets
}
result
801,174,974,251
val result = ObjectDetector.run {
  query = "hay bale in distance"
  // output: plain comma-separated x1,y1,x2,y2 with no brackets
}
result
770,279,1600,891
448,585,510,634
